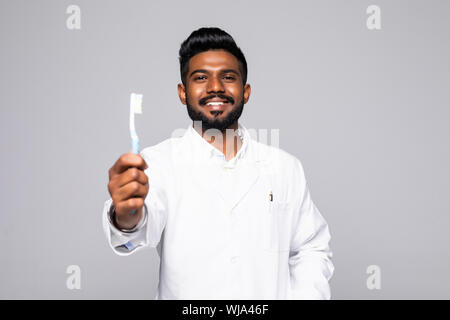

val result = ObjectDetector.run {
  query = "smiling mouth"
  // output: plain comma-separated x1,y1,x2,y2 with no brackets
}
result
206,101,228,106
205,100,230,108
205,101,229,112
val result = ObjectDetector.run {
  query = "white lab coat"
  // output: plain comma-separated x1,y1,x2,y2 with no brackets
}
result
102,123,334,299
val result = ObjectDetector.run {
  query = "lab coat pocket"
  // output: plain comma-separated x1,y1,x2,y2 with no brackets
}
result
265,201,292,252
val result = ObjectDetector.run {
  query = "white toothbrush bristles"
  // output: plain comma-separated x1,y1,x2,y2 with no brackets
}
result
129,93,143,135
130,93,143,114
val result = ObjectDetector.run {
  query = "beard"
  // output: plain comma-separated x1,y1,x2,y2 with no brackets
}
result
186,94,245,132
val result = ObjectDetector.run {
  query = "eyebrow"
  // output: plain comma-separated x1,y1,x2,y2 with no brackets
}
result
189,68,240,78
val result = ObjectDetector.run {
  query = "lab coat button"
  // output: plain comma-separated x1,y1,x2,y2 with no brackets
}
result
230,256,239,264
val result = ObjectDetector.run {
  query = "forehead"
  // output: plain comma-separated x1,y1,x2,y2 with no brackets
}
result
188,49,240,72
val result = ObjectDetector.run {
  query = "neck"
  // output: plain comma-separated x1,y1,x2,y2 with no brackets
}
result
193,121,243,161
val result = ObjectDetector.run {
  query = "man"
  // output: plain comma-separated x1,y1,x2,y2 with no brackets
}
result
103,27,334,299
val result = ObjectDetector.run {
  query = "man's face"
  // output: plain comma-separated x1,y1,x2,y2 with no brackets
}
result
178,49,251,131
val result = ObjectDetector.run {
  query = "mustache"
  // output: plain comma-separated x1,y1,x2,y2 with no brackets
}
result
199,94,234,105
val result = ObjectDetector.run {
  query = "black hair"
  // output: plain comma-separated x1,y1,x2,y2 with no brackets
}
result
178,27,248,86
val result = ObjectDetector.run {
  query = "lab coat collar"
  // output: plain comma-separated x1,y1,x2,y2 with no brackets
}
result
185,122,253,166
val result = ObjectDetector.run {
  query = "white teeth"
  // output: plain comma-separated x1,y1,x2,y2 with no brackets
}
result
206,102,225,106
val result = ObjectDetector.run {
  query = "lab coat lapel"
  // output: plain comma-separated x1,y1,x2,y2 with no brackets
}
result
182,124,262,211
228,161,260,211
191,153,261,212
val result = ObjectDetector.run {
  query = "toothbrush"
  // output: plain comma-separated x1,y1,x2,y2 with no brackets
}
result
129,93,143,215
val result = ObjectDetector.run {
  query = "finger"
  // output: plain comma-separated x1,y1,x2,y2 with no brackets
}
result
109,153,148,178
114,167,148,188
114,181,149,203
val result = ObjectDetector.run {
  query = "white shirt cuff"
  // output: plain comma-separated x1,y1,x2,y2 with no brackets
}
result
103,199,149,255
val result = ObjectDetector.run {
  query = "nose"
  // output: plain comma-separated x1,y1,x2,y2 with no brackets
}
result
206,76,225,94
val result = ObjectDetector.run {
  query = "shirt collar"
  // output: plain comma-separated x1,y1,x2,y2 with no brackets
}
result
185,122,251,167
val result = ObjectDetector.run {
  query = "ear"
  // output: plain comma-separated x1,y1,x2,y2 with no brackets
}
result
178,83,186,105
243,83,251,104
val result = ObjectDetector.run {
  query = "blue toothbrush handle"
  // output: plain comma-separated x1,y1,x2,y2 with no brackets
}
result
132,136,140,155
130,136,140,215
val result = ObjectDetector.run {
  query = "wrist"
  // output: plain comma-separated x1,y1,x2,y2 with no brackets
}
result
115,209,140,229
109,205,147,233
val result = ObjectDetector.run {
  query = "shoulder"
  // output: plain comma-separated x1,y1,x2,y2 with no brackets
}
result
250,139,306,178
139,135,184,165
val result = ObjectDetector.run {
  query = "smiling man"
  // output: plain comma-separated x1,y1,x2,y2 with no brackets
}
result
103,27,334,299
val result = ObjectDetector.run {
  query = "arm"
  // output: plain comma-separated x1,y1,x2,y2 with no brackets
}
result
288,160,335,299
102,148,169,256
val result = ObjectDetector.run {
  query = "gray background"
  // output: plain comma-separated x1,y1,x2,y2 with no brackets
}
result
1,0,449,299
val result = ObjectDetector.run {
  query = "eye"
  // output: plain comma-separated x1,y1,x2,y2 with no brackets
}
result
223,75,235,80
194,75,207,80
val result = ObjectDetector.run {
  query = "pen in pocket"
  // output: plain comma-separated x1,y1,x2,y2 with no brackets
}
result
269,190,273,214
